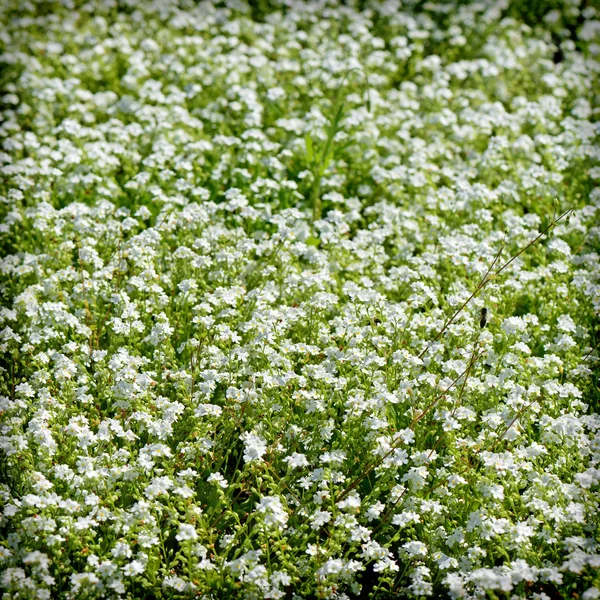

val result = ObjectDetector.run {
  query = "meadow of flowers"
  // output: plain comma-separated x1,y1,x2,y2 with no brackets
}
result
0,0,599,598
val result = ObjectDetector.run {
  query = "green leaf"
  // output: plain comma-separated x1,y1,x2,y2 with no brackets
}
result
305,133,314,164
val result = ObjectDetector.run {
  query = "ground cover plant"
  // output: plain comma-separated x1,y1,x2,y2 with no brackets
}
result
0,0,599,598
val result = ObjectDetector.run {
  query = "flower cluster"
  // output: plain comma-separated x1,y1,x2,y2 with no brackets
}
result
0,0,599,598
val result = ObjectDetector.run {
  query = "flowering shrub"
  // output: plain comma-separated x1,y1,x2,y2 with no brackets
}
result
1,1,599,598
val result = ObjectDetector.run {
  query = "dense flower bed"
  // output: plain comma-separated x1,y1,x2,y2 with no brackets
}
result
1,1,599,598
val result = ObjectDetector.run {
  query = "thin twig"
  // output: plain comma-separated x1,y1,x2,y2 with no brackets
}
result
375,339,483,532
582,337,600,362
418,239,505,359
208,486,247,530
487,397,539,454
424,395,542,498
335,353,483,503
419,209,572,360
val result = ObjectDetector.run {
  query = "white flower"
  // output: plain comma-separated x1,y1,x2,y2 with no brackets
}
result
547,238,571,256
365,501,385,521
310,510,332,530
403,540,428,558
1,3,599,599
163,576,195,592
176,524,198,542
195,404,223,417
470,568,513,592
207,472,228,489
241,432,267,463
337,493,361,513
283,453,309,468
255,496,289,530
123,560,146,576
